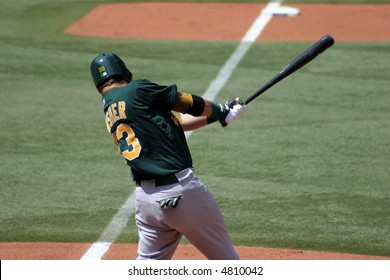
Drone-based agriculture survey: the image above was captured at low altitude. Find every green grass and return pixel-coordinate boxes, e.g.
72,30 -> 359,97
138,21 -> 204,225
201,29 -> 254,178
186,41 -> 390,255
0,0 -> 389,257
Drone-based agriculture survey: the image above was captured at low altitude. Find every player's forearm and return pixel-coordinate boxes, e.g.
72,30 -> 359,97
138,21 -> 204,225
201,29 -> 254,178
180,114 -> 206,131
180,114 -> 217,131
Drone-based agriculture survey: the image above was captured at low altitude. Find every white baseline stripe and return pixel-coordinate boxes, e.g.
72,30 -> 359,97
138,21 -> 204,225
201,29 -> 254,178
80,192 -> 136,260
202,6 -> 275,100
81,1 -> 280,260
186,0 -> 278,138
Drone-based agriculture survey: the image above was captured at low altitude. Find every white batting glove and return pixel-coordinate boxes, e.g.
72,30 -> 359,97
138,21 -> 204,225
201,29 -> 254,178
225,103 -> 247,125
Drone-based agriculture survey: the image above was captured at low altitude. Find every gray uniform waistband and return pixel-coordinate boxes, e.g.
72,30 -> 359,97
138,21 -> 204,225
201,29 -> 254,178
136,168 -> 193,187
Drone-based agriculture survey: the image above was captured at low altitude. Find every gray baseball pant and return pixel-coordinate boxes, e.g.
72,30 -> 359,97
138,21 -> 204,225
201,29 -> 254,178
135,168 -> 239,260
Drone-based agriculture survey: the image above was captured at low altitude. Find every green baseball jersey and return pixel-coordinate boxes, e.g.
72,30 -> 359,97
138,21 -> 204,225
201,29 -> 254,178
102,79 -> 193,181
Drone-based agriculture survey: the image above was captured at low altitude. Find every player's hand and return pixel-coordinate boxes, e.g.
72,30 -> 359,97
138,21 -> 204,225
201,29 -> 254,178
226,97 -> 245,108
218,97 -> 247,127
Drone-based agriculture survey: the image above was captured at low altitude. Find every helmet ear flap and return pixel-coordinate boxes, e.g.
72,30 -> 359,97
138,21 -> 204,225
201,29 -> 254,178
126,69 -> 133,83
90,53 -> 133,88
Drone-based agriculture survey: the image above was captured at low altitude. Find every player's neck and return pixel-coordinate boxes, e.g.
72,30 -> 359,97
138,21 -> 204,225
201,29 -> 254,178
101,82 -> 128,94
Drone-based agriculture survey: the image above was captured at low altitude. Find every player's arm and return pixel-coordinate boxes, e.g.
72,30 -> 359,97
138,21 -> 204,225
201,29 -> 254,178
179,114 -> 216,131
173,92 -> 246,127
173,92 -> 220,118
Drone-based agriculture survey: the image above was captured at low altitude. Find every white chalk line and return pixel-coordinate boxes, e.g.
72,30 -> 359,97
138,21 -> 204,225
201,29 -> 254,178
80,192 -> 136,260
185,1 -> 277,138
81,0 -> 280,260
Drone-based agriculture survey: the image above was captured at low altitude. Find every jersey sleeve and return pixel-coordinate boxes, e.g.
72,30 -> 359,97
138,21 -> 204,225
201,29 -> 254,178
170,111 -> 183,125
136,79 -> 178,110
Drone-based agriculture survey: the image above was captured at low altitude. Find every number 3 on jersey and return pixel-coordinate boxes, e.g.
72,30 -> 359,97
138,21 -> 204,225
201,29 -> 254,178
115,123 -> 142,161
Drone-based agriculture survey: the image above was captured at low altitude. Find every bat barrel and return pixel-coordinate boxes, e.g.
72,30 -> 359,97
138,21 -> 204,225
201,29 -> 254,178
316,34 -> 335,53
244,34 -> 335,105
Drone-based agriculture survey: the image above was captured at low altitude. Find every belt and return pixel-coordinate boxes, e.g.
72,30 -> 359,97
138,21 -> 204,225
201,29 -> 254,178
154,174 -> 179,186
135,174 -> 179,187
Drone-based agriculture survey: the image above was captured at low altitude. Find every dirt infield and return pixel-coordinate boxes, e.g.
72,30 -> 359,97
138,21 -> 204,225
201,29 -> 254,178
64,3 -> 390,42
1,242 -> 390,260
3,3 -> 388,260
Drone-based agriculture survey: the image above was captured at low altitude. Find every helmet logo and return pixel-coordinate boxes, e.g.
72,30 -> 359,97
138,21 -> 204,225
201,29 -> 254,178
98,66 -> 108,78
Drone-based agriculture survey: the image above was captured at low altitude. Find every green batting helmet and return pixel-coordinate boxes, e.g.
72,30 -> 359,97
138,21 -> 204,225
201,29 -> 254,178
90,53 -> 133,88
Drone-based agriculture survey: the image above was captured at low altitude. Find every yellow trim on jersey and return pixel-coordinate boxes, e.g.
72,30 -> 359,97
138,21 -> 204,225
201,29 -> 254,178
173,92 -> 193,114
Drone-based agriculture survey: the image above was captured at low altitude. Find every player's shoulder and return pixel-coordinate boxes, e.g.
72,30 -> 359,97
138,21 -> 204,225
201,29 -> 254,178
130,79 -> 178,106
127,79 -> 153,92
134,79 -> 158,87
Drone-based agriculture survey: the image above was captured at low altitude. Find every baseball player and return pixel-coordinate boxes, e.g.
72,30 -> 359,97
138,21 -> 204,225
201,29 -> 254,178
90,53 -> 246,260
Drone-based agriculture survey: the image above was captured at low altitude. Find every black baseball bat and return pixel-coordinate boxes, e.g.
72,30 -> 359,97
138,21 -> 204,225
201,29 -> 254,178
245,34 -> 335,105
